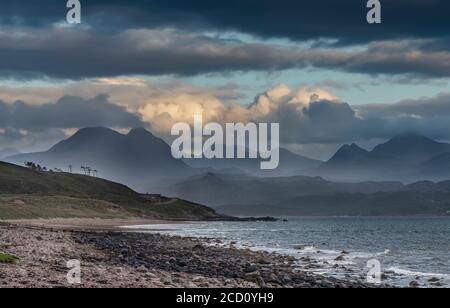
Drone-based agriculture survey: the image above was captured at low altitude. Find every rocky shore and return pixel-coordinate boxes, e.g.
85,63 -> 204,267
0,223 -> 375,288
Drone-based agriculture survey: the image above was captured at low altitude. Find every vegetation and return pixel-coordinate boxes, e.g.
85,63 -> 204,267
0,253 -> 19,264
0,162 -> 223,220
0,195 -> 134,220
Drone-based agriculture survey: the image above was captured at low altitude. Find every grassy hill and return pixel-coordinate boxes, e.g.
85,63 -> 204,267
0,162 -> 223,220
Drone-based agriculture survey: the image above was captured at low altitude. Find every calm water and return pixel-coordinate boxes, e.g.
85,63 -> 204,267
124,217 -> 450,288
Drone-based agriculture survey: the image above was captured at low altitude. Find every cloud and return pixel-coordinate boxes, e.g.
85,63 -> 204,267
135,83 -> 450,145
4,80 -> 450,156
0,128 -> 68,156
3,0 -> 450,45
354,93 -> 450,140
0,93 -> 145,154
1,26 -> 450,80
357,93 -> 450,118
0,78 -> 246,118
0,27 -> 310,79
136,83 -> 358,143
0,95 -> 144,130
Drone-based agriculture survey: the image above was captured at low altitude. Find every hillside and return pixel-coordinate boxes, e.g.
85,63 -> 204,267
0,162 -> 223,220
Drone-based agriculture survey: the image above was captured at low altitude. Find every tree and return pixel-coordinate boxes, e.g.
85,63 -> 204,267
24,161 -> 47,172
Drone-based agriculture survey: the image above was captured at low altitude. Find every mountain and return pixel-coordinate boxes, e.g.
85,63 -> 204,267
326,143 -> 369,165
216,191 -> 450,217
172,171 -> 450,217
169,172 -> 407,207
308,133 -> 450,182
418,152 -> 450,178
0,161 -> 224,220
184,147 -> 321,176
371,133 -> 450,163
4,127 -> 323,190
5,127 -> 191,188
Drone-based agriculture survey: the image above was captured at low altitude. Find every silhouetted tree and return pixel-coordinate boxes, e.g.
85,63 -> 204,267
25,161 -> 47,172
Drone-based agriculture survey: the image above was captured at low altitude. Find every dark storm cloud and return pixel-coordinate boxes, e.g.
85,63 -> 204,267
0,28 -> 310,79
279,99 -> 450,144
3,0 -> 450,45
356,93 -> 450,119
1,28 -> 450,79
255,89 -> 450,144
271,100 -> 362,144
0,95 -> 144,130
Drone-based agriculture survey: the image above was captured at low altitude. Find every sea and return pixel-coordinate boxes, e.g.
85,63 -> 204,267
122,217 -> 450,288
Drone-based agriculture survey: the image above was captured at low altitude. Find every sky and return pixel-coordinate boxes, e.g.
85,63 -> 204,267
1,0 -> 450,160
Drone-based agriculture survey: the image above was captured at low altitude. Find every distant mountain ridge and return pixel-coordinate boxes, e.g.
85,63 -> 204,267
171,171 -> 450,217
169,172 -> 408,207
185,146 -> 321,176
309,133 -> 450,182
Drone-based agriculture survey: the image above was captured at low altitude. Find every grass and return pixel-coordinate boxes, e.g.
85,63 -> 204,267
0,253 -> 19,264
151,199 -> 221,220
0,161 -> 223,220
0,195 -> 136,220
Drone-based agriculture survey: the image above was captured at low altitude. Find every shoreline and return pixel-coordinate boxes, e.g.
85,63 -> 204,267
0,219 -> 379,288
2,218 -> 186,231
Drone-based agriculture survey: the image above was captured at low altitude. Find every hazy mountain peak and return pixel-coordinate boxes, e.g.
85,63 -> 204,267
310,133 -> 450,182
388,132 -> 434,144
50,127 -> 122,152
127,127 -> 154,137
71,127 -> 121,139
202,172 -> 224,181
372,132 -> 450,162
329,143 -> 368,164
348,143 -> 365,150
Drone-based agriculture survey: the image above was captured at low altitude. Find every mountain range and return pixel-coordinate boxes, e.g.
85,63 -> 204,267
170,172 -> 450,217
4,127 -> 321,188
168,172 -> 407,207
184,146 -> 321,176
4,127 -> 450,216
308,133 -> 450,182
9,128 -> 449,186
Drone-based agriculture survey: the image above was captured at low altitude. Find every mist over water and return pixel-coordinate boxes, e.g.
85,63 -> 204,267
125,217 -> 450,288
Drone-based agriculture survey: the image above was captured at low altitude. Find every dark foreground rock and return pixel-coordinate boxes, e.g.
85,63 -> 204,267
0,223 -> 377,288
